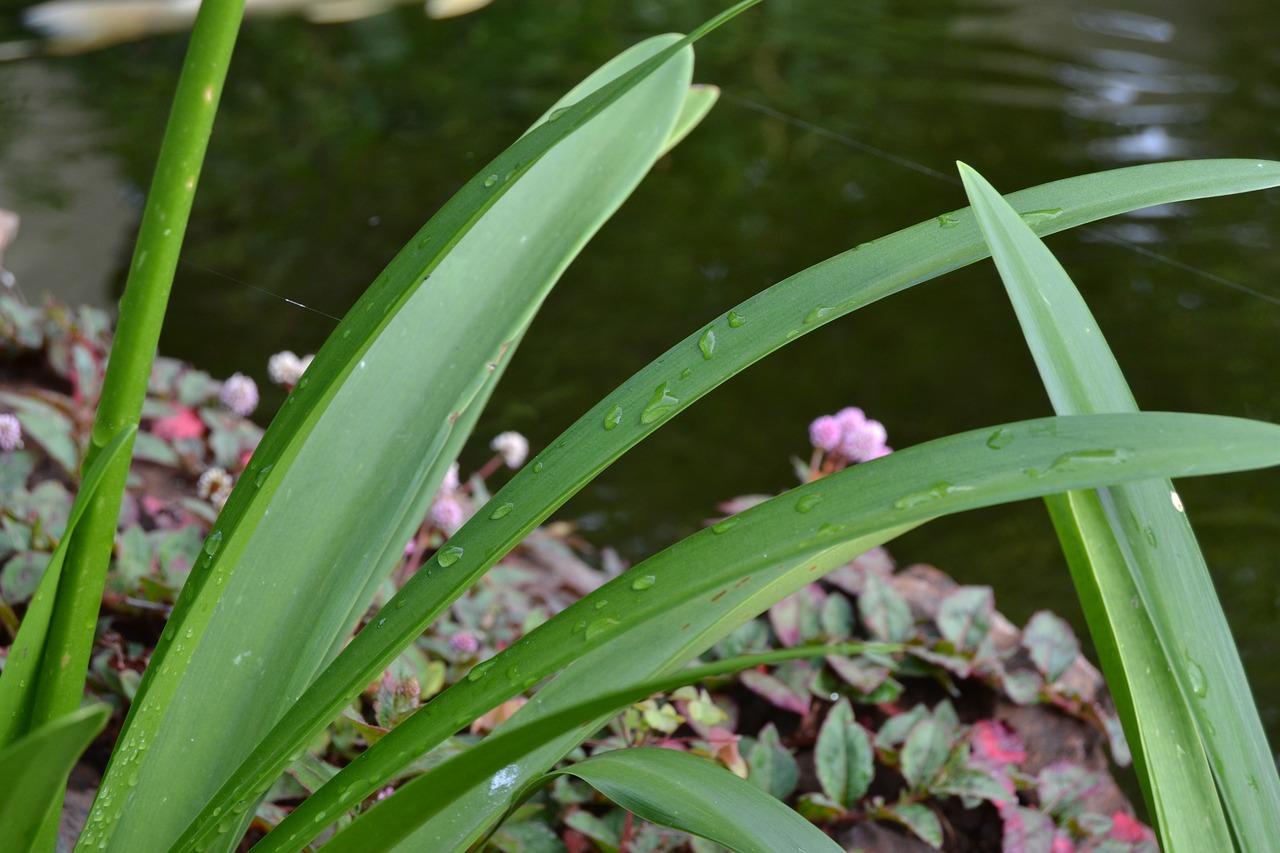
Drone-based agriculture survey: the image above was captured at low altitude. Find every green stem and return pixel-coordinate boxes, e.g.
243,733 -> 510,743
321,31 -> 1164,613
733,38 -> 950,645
32,0 -> 246,731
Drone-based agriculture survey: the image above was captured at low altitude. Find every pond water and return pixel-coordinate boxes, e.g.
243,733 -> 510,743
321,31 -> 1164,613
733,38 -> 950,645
1,0 -> 1278,753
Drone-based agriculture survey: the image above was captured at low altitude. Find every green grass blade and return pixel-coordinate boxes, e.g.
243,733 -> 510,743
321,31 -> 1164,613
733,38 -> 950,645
959,161 -> 1279,849
0,425 -> 135,749
102,21 -> 753,852
177,158 -> 1280,848
0,704 -> 110,853
258,411 -> 1280,851
554,748 -> 845,853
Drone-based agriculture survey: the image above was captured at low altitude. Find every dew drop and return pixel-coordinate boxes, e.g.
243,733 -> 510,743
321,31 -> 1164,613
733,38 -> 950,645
603,405 -> 623,430
893,481 -> 970,510
1050,448 -> 1128,471
1186,658 -> 1208,698
937,212 -> 960,228
680,367 -> 692,379
804,305 -> 835,325
795,494 -> 823,513
468,660 -> 495,682
533,461 -> 544,474
631,574 -> 657,591
548,106 -> 570,122
593,599 -> 608,610
698,327 -> 716,360
641,382 -> 679,424
572,619 -> 587,634
254,464 -> 274,487
203,530 -> 223,557
585,616 -> 621,641
711,517 -> 739,535
483,174 -> 499,188
727,310 -> 746,328
395,598 -> 406,609
489,502 -> 515,519
1019,207 -> 1064,226
438,545 -> 464,567
505,664 -> 521,680
986,428 -> 1014,450
1170,491 -> 1184,512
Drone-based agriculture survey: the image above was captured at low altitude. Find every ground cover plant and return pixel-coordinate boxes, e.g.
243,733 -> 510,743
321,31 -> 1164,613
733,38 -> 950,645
0,1 -> 1278,850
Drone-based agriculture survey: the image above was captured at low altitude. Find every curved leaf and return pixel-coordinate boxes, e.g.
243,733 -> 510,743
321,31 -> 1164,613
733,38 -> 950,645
183,160 -> 1280,849
553,748 -> 844,853
93,22 -> 719,853
960,161 -> 1278,848
0,704 -> 110,853
262,411 -> 1280,850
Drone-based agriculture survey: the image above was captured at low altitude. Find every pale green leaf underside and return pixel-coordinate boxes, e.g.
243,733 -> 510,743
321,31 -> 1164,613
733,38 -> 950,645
555,748 -> 845,853
182,158 -> 1280,851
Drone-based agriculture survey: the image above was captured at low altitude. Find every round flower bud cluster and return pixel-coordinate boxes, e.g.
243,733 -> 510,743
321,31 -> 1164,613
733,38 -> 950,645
429,462 -> 466,534
197,466 -> 234,510
219,373 -> 259,417
0,413 -> 23,451
267,351 -> 314,388
808,406 -> 892,466
489,431 -> 528,469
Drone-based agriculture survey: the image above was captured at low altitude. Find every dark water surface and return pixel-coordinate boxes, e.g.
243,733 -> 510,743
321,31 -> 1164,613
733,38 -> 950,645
2,0 -> 1278,748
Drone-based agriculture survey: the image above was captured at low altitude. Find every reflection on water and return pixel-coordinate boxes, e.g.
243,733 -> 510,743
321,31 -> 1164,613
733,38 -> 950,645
0,0 -> 1278,744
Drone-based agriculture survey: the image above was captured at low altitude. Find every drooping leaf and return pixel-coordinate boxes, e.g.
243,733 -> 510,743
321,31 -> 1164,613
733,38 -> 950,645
555,748 -> 843,853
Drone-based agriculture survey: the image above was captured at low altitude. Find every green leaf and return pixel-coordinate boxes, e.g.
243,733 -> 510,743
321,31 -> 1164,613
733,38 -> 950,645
100,24 -> 716,853
881,802 -> 943,848
554,748 -> 844,853
746,723 -> 800,801
900,715 -> 950,791
0,425 -> 136,750
859,572 -> 912,642
1022,611 -> 1079,683
936,586 -> 993,652
814,698 -> 873,807
959,161 -> 1279,849
0,704 -> 110,853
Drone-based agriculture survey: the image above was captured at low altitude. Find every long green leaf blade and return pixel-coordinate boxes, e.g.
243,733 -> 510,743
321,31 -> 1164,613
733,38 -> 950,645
185,159 -> 1280,847
0,704 -> 110,853
119,16 -> 758,852
260,411 -> 1280,850
555,748 -> 844,853
959,161 -> 1279,849
0,425 -> 135,748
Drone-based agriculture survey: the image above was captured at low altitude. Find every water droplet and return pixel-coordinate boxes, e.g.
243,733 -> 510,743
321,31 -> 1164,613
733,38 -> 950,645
483,174 -> 499,188
254,464 -> 274,487
698,328 -> 716,360
490,502 -> 515,519
468,660 -> 495,681
1170,491 -> 1184,512
572,619 -> 587,634
341,328 -> 351,339
727,310 -> 746,328
1019,207 -> 1064,226
937,212 -> 960,228
1143,526 -> 1157,547
548,106 -> 570,122
585,616 -> 621,641
1186,658 -> 1208,697
817,521 -> 848,537
893,481 -> 970,510
795,494 -> 823,513
533,461 -> 544,474
711,517 -> 739,535
395,598 -> 406,609
680,367 -> 692,379
505,664 -> 521,680
641,382 -> 679,424
1051,448 -> 1128,470
298,376 -> 309,390
603,405 -> 623,430
438,545 -> 464,567
631,574 -> 656,591
986,428 -> 1014,450
593,599 -> 608,610
203,530 -> 222,557
376,618 -> 386,627
804,305 -> 835,325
